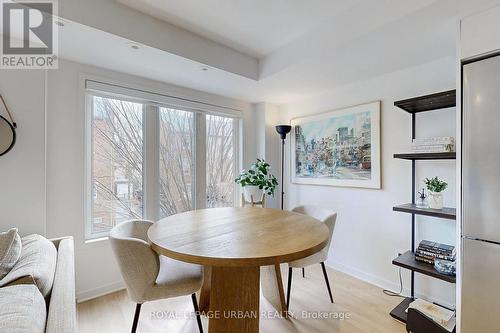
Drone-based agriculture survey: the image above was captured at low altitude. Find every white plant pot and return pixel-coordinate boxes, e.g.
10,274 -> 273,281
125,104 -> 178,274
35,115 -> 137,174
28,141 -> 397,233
243,185 -> 264,202
428,191 -> 444,210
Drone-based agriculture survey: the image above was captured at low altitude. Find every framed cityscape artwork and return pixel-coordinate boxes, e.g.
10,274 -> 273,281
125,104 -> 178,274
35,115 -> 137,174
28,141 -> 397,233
291,101 -> 381,189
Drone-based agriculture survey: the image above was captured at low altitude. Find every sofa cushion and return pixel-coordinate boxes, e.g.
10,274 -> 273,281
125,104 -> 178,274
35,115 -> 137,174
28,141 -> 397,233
0,234 -> 57,297
0,228 -> 22,279
0,284 -> 47,333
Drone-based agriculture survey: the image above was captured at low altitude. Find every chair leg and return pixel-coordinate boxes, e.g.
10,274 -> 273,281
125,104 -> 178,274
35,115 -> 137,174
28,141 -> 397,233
321,262 -> 334,303
131,303 -> 142,333
302,267 -> 305,278
191,293 -> 204,333
286,267 -> 293,309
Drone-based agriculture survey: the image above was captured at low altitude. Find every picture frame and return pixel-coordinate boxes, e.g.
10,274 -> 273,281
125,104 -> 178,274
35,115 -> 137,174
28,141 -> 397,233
290,101 -> 381,189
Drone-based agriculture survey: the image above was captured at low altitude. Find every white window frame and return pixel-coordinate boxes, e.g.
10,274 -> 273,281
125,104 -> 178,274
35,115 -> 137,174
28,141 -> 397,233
83,77 -> 242,241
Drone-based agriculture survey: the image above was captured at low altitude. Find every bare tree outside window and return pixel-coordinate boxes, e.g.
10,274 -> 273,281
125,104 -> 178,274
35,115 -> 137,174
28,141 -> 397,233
159,108 -> 194,218
92,96 -> 143,235
206,115 -> 235,208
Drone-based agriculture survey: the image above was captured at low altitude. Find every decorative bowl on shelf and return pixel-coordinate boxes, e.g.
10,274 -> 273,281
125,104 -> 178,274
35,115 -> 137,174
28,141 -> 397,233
434,259 -> 456,276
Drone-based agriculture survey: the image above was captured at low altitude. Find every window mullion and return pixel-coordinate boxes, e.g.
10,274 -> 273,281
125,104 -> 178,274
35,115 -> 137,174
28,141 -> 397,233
85,95 -> 94,240
144,105 -> 160,221
233,118 -> 241,207
195,113 -> 207,209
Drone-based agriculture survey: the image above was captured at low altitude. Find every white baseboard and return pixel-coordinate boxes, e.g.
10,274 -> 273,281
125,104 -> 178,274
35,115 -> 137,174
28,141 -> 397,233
326,259 -> 455,309
77,280 -> 125,303
327,258 -> 405,293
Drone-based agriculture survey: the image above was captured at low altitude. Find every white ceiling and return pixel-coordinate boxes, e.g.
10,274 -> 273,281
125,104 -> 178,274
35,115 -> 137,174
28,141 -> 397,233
115,0 -> 361,58
58,0 -> 500,104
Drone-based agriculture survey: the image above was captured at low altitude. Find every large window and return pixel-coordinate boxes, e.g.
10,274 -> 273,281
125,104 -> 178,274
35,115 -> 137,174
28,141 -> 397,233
86,90 -> 239,240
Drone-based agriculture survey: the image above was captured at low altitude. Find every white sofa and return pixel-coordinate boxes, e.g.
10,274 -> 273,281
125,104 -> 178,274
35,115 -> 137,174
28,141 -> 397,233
0,235 -> 76,333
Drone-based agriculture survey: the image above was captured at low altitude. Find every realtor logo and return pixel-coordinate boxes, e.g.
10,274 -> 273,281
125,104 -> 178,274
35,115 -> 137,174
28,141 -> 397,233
1,0 -> 58,69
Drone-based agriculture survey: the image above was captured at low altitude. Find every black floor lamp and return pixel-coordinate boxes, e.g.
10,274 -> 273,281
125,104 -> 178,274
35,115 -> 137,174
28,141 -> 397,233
275,125 -> 292,210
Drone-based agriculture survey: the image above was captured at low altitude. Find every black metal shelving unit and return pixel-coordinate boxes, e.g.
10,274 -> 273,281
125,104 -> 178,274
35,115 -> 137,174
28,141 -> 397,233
390,90 -> 457,324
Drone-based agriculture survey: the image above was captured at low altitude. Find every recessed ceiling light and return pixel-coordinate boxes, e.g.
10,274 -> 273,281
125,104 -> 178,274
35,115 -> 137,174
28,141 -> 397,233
127,42 -> 141,50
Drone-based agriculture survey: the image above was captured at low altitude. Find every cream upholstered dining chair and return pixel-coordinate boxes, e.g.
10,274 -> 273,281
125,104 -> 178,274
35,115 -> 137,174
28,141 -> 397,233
109,220 -> 204,333
287,205 -> 337,308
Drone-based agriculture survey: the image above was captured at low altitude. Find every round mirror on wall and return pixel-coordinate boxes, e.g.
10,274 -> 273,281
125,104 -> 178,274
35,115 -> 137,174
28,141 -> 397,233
0,95 -> 16,156
0,115 -> 16,156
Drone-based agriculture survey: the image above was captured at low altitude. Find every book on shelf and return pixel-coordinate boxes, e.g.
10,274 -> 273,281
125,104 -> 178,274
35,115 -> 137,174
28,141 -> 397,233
407,298 -> 456,332
415,255 -> 435,264
418,240 -> 455,255
417,246 -> 456,256
411,144 -> 455,153
415,254 -> 456,265
416,249 -> 456,261
412,137 -> 455,144
410,137 -> 455,153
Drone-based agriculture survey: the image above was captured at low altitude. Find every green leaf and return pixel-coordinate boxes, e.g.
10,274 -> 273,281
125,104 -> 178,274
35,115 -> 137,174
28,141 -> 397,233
424,176 -> 448,193
236,158 -> 278,193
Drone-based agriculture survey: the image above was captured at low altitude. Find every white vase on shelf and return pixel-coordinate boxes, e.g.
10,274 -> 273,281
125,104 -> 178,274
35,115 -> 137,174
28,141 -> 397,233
428,191 -> 444,209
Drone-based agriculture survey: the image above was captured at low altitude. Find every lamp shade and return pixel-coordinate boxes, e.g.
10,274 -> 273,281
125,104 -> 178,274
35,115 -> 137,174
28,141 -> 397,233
275,125 -> 292,140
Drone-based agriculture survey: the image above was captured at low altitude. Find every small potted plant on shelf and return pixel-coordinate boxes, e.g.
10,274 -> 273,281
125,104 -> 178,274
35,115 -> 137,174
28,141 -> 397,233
235,159 -> 278,202
424,176 -> 448,210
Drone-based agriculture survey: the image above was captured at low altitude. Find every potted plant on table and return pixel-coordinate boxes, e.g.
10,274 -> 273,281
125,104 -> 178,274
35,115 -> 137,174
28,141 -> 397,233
424,177 -> 448,210
235,159 -> 278,203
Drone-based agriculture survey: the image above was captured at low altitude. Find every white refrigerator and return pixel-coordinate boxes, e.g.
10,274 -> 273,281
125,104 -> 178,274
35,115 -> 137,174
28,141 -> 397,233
462,53 -> 500,332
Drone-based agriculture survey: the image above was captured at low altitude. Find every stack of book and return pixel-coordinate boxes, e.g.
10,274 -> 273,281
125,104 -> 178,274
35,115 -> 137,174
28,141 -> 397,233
415,240 -> 456,264
411,136 -> 455,153
407,298 -> 456,332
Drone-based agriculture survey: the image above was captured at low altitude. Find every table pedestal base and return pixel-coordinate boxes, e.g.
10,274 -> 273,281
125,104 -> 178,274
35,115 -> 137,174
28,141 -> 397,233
208,266 -> 260,333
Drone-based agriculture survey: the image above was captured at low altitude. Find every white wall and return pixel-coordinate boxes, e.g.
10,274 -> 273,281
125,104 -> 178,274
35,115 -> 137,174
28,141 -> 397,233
254,102 -> 282,208
279,56 -> 457,307
460,4 -> 500,60
0,70 -> 46,236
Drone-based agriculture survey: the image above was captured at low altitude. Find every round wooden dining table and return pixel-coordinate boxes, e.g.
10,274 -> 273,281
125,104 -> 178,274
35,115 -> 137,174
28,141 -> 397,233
147,207 -> 329,333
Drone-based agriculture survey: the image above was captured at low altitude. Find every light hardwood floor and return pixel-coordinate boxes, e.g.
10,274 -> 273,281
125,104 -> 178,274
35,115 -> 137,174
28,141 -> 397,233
77,265 -> 407,333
